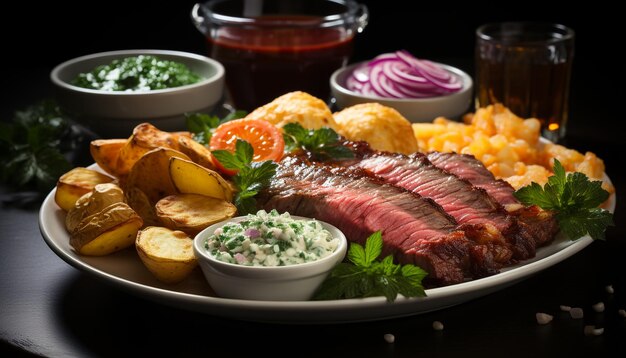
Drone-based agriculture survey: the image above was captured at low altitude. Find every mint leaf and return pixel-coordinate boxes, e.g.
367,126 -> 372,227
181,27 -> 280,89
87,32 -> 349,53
314,231 -> 428,302
364,231 -> 383,266
235,139 -> 254,166
347,240 -> 366,267
212,140 -> 277,215
185,110 -> 247,145
282,122 -> 354,161
514,159 -> 613,241
210,149 -> 243,170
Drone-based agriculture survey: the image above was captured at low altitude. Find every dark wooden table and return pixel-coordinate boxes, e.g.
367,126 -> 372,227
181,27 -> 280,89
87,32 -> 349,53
2,4 -> 624,357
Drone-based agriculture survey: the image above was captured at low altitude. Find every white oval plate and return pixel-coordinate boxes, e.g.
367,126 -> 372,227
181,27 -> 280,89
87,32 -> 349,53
39,165 -> 615,323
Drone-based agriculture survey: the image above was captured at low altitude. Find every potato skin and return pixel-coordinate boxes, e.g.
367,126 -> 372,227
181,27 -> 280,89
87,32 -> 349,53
333,103 -> 419,154
65,183 -> 125,232
123,147 -> 190,206
69,202 -> 143,256
55,167 -> 114,211
245,91 -> 338,130
156,193 -> 237,236
90,139 -> 126,177
136,226 -> 197,284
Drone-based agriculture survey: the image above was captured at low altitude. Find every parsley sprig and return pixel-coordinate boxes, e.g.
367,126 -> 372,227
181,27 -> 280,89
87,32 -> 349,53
514,159 -> 614,240
211,139 -> 277,214
185,110 -> 246,145
314,231 -> 428,302
282,123 -> 354,161
0,100 -> 79,194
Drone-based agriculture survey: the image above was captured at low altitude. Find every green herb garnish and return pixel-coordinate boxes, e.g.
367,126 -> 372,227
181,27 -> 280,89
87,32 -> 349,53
185,110 -> 247,145
211,139 -> 277,214
513,159 -> 614,240
314,231 -> 428,302
72,55 -> 202,91
282,122 -> 354,161
0,100 -> 78,194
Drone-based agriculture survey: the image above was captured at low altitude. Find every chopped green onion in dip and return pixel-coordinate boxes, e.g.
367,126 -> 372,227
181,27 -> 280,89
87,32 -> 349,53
72,55 -> 202,92
205,210 -> 338,267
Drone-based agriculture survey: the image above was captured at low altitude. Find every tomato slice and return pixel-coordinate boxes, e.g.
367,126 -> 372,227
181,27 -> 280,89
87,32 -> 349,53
209,119 -> 285,176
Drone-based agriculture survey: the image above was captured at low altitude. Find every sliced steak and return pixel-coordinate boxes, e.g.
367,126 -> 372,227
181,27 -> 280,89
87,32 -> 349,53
426,152 -> 520,208
352,152 -> 534,260
426,151 -> 558,247
257,157 -> 501,286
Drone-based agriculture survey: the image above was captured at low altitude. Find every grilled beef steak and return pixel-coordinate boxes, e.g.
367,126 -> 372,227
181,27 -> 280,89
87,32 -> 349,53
257,142 -> 558,287
426,151 -> 558,247
257,157 -> 503,286
350,150 -> 536,260
426,152 -> 520,208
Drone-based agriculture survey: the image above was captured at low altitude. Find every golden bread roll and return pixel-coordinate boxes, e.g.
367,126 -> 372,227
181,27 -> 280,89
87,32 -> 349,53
333,103 -> 418,154
245,91 -> 337,130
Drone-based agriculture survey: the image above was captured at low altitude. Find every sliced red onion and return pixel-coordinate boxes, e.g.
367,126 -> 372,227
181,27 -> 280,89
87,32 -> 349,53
345,50 -> 463,99
245,228 -> 261,238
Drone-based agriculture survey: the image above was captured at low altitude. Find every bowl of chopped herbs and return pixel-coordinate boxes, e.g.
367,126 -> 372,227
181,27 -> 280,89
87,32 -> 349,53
50,49 -> 225,137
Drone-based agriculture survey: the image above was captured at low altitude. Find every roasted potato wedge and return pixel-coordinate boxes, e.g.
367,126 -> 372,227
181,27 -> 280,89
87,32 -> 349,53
115,123 -> 189,176
177,135 -> 217,171
156,194 -> 237,235
55,167 -> 114,211
136,226 -> 197,284
90,139 -> 126,177
65,183 -> 125,232
124,147 -> 190,205
169,157 -> 233,201
69,202 -> 143,256
125,186 -> 161,227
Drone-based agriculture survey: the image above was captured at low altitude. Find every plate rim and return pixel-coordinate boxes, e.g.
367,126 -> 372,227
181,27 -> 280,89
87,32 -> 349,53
39,165 -> 615,323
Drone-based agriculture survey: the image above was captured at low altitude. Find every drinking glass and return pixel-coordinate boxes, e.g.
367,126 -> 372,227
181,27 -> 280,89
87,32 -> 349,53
475,22 -> 575,142
192,0 -> 369,111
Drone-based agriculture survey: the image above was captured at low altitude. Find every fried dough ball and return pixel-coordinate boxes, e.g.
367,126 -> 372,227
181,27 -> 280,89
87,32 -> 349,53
244,91 -> 337,130
333,103 -> 418,154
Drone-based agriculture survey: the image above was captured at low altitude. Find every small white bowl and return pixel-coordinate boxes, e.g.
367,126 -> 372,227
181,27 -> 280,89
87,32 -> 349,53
330,61 -> 473,122
193,215 -> 348,301
51,49 -> 225,137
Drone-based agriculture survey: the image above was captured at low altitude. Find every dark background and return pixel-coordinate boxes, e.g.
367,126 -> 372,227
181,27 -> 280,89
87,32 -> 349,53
2,2 -> 625,357
4,2 -> 622,151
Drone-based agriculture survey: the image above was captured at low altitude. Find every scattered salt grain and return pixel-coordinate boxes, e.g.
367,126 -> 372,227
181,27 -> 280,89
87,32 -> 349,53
584,325 -> 604,336
570,307 -> 584,319
560,305 -> 572,312
432,321 -> 444,331
383,333 -> 395,343
605,285 -> 614,294
536,313 -> 553,325
618,309 -> 626,318
592,302 -> 605,313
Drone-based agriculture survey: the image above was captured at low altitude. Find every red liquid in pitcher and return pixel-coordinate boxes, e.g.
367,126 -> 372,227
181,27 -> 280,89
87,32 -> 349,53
207,16 -> 354,111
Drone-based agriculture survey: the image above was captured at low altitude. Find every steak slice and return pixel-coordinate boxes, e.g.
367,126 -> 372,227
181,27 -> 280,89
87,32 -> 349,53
257,157 -> 501,286
353,152 -> 534,261
426,152 -> 520,209
426,151 -> 558,247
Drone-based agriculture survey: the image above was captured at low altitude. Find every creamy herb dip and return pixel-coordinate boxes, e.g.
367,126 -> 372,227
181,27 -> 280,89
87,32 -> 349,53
72,55 -> 202,91
205,210 -> 338,267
